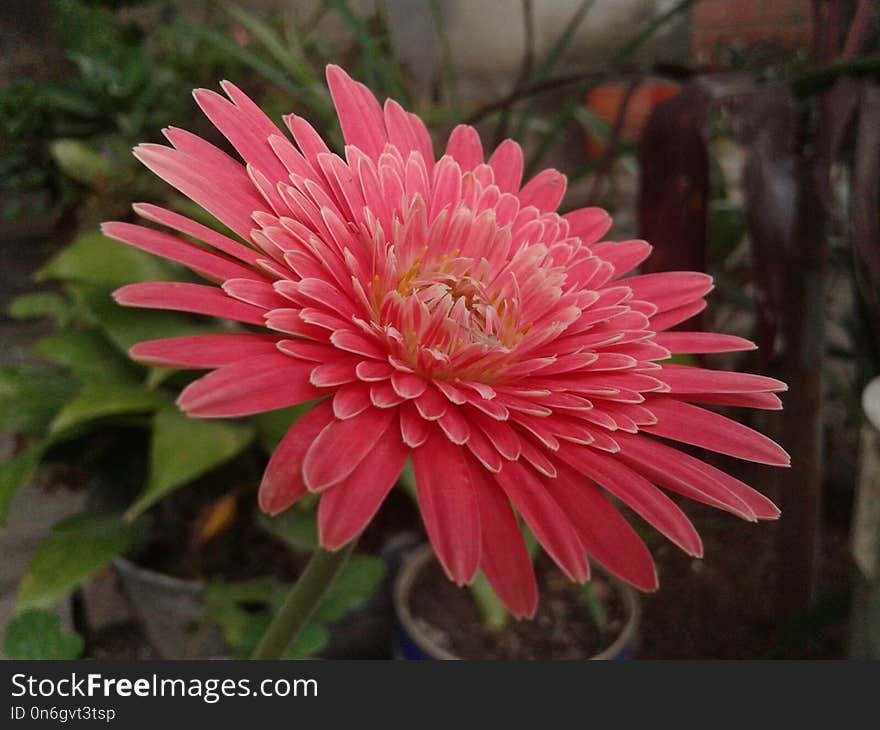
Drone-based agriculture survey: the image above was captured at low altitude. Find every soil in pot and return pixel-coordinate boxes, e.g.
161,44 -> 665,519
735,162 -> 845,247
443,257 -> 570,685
408,554 -> 630,659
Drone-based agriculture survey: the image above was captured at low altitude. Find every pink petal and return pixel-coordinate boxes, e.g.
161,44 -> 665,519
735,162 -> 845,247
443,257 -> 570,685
437,406 -> 470,444
332,383 -> 372,419
657,365 -> 787,394
429,157 -> 463,221
470,460 -> 537,618
518,437 -> 558,478
653,331 -> 757,354
556,443 -> 703,556
370,381 -> 406,408
546,461 -> 658,591
383,99 -> 435,171
310,359 -> 359,387
258,401 -> 335,515
399,401 -> 430,447
222,279 -> 290,310
276,339 -> 334,362
356,359 -> 393,381
318,429 -> 409,549
642,399 -> 791,466
285,114 -> 331,165
487,139 -> 524,193
464,427 -> 504,473
414,386 -> 448,420
648,298 -> 707,331
563,207 -> 611,244
113,282 -> 266,326
591,239 -> 652,277
445,125 -> 483,171
303,407 -> 395,491
133,143 -> 264,240
390,371 -> 427,399
133,203 -> 262,267
615,432 -> 781,520
625,272 -> 713,312
471,411 -> 520,460
518,169 -> 566,213
130,334 -> 280,369
194,85 -> 287,183
177,353 -> 319,418
494,460 -> 588,582
413,429 -> 481,584
672,392 -> 783,410
330,329 -> 386,359
326,65 -> 387,160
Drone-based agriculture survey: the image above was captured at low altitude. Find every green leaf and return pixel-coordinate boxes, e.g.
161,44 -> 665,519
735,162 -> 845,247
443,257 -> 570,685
0,368 -> 78,436
7,292 -> 70,325
216,0 -> 323,94
50,139 -> 111,186
470,572 -> 510,632
398,458 -> 417,502
313,554 -> 385,623
35,329 -> 138,382
204,577 -> 279,655
0,442 -> 46,526
709,199 -> 747,262
50,381 -> 170,435
252,402 -> 315,452
284,621 -> 329,659
17,512 -> 139,610
126,408 -> 255,519
3,609 -> 84,659
144,367 -> 175,390
72,284 -> 228,354
580,583 -> 610,636
37,233 -> 177,288
259,506 -> 318,552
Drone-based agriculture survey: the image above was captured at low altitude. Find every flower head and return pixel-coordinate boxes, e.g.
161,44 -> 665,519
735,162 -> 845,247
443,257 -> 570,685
106,66 -> 788,618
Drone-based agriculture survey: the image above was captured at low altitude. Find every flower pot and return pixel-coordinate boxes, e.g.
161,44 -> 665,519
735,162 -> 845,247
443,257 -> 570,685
113,557 -> 226,660
393,544 -> 640,660
114,551 -> 399,660
850,376 -> 880,658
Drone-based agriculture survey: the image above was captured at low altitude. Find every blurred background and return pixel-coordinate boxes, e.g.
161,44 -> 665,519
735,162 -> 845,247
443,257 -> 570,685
1,0 -> 879,660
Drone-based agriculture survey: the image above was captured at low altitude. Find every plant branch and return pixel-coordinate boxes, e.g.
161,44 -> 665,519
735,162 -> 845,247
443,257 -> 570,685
251,541 -> 356,660
793,54 -> 880,97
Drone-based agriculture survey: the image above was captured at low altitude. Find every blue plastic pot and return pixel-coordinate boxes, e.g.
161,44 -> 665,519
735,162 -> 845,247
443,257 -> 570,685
392,543 -> 640,660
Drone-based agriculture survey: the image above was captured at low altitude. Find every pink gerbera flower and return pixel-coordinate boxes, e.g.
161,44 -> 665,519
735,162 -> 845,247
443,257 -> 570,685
105,66 -> 789,618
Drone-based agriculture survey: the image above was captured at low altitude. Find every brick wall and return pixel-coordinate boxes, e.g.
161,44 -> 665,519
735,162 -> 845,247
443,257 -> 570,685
693,0 -> 811,61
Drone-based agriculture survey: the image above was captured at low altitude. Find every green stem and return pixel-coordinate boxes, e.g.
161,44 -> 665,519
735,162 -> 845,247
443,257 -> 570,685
251,542 -> 356,660
792,53 -> 880,98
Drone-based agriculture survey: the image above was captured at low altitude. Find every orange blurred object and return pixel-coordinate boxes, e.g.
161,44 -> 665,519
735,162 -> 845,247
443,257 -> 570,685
584,80 -> 681,160
192,492 -> 239,547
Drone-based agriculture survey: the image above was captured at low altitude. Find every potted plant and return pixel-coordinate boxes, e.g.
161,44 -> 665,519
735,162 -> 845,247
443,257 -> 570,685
0,227 -> 392,659
393,542 -> 640,660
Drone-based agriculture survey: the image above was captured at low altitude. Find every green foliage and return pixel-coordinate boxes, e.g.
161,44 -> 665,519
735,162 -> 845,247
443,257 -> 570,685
7,292 -> 71,325
17,512 -> 139,610
3,609 -> 84,660
260,505 -> 319,552
50,381 -> 170,435
205,554 -> 385,659
126,408 -> 255,520
35,329 -> 138,382
50,139 -> 112,186
0,368 -> 78,436
37,233 -> 178,288
72,284 -> 226,355
0,444 -> 47,526
252,403 -> 315,452
469,529 -> 538,632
